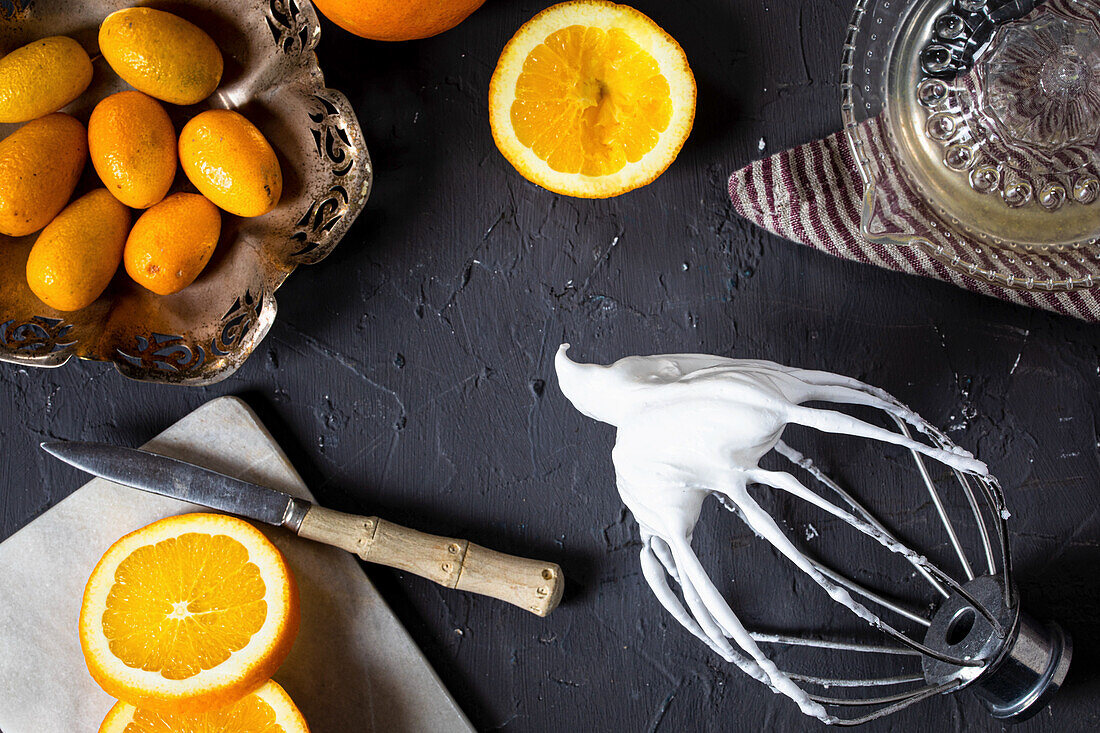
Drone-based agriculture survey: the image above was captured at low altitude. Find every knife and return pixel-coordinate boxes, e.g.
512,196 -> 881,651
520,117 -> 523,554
41,440 -> 564,617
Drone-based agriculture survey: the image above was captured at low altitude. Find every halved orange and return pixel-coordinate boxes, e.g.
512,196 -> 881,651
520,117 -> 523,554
80,513 -> 300,714
98,679 -> 310,733
489,1 -> 696,198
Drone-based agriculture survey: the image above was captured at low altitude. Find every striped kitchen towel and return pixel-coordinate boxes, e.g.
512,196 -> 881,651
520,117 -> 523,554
728,117 -> 1100,322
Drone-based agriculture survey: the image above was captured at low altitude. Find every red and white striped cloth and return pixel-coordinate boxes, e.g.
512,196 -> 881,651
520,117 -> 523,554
728,118 -> 1100,322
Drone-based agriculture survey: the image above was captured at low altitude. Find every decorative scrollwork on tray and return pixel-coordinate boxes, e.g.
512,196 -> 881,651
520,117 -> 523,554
213,291 -> 260,356
291,185 -> 349,258
309,93 -> 356,177
117,291 -> 261,375
266,0 -> 317,57
0,316 -> 76,357
288,92 -> 361,260
118,333 -> 206,374
0,0 -> 31,21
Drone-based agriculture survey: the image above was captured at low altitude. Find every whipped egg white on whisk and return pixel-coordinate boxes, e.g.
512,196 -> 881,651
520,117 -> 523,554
555,345 -> 993,723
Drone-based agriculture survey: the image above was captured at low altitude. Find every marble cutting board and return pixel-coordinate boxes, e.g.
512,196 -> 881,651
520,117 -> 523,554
0,396 -> 474,733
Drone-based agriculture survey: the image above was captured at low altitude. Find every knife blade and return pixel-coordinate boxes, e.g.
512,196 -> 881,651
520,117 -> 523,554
41,440 -> 564,617
41,441 -> 311,530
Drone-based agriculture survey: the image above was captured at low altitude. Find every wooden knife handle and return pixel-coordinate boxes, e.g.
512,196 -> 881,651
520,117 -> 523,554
297,505 -> 564,617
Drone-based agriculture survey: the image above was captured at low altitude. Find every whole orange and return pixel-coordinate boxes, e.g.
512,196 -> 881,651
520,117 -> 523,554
89,91 -> 177,209
26,189 -> 130,312
99,8 -> 223,106
125,193 -> 221,295
0,113 -> 86,237
179,110 -> 282,218
312,0 -> 487,41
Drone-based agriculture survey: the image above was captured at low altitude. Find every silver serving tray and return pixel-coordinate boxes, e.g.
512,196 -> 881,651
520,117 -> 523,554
0,0 -> 371,384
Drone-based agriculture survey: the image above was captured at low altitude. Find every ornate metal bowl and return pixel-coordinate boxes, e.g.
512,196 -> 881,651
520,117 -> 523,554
0,0 -> 371,384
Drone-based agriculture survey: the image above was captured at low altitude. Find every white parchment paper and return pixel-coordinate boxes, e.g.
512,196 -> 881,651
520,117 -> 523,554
0,396 -> 474,733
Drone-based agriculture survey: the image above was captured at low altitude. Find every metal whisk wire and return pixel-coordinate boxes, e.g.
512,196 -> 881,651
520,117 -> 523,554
554,347 -> 1069,726
742,414 -> 1030,725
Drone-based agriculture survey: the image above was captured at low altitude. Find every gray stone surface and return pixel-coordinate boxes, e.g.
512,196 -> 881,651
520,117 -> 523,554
2,1 -> 1099,731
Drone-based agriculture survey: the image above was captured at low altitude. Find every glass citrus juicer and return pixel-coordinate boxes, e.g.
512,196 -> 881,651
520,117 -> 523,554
843,0 -> 1100,289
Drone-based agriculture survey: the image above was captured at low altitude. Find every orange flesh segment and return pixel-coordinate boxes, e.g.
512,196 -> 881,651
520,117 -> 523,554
102,532 -> 268,681
511,24 -> 673,176
123,695 -> 286,733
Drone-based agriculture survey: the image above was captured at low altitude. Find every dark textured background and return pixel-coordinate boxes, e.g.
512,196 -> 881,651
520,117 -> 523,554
3,0 -> 1100,730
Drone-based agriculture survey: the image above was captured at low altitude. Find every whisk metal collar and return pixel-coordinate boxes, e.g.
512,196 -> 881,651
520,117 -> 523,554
922,575 -> 1073,723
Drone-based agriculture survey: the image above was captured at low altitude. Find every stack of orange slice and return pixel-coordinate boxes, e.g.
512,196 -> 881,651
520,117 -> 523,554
99,680 -> 309,733
80,513 -> 308,732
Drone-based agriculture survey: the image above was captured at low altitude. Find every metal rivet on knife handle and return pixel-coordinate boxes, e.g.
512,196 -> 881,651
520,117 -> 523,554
296,505 -> 564,617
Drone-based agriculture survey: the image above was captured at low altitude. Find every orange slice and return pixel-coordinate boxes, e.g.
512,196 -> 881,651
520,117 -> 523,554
489,1 -> 695,198
80,513 -> 299,714
98,679 -> 310,733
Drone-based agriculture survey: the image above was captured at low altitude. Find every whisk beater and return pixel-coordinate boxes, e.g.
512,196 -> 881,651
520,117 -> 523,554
555,346 -> 1071,725
756,438 -> 1070,725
